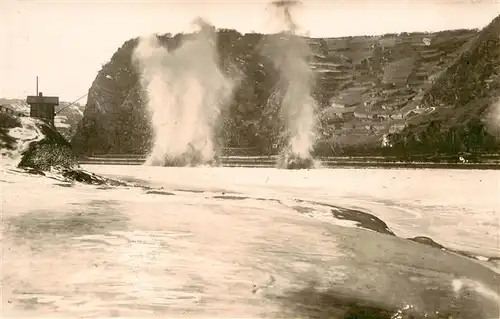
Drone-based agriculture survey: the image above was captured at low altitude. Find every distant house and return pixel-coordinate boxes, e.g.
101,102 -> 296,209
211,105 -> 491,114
323,105 -> 356,119
363,125 -> 379,133
354,112 -> 371,119
405,110 -> 419,119
381,134 -> 392,147
27,93 -> 59,126
329,101 -> 346,108
389,123 -> 406,133
404,108 -> 427,119
342,111 -> 355,120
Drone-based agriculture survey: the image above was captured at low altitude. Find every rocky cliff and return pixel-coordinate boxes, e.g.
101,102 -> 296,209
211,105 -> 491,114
71,27 -> 479,155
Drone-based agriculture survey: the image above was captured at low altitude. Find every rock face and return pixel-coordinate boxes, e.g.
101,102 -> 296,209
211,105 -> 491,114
71,28 -> 480,156
71,37 -> 150,156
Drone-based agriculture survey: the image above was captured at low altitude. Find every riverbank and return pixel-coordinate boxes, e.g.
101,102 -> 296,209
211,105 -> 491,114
78,154 -> 500,170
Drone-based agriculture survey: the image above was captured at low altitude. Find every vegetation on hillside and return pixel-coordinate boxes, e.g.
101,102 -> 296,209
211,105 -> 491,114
383,118 -> 499,161
70,23 -> 498,157
0,113 -> 22,152
385,15 -> 500,158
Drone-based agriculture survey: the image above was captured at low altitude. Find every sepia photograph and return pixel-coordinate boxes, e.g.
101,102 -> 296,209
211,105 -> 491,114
1,0 -> 499,318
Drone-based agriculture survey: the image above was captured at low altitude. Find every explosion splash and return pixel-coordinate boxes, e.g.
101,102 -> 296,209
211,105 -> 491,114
263,0 -> 318,169
133,19 -> 234,167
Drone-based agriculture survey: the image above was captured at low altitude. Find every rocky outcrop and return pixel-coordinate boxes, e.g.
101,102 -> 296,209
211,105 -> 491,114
17,121 -> 79,171
0,113 -> 123,186
71,38 -> 150,155
71,28 -> 479,155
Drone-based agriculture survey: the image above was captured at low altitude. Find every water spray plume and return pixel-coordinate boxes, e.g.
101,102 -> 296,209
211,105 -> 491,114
133,18 -> 235,167
270,0 -> 302,33
486,97 -> 500,140
265,0 -> 319,169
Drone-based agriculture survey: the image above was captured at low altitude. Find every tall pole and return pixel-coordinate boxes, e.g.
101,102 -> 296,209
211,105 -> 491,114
36,76 -> 39,95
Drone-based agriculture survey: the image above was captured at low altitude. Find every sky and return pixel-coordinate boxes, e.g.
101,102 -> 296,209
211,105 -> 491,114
1,0 -> 499,104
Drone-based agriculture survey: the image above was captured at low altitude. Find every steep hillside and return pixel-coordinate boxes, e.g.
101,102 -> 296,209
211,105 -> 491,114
385,15 -> 500,157
71,28 -> 479,155
0,98 -> 85,141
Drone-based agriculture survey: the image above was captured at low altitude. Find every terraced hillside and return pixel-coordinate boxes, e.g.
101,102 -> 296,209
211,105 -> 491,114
312,30 -> 477,147
71,28 -> 479,155
384,15 -> 500,158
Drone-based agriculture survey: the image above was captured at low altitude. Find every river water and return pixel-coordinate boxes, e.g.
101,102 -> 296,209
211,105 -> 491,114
1,165 -> 499,318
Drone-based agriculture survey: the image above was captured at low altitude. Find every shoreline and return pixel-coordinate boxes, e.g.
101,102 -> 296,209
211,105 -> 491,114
78,155 -> 500,170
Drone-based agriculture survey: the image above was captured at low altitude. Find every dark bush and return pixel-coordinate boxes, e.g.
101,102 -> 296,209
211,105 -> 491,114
18,121 -> 78,171
18,142 -> 79,171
